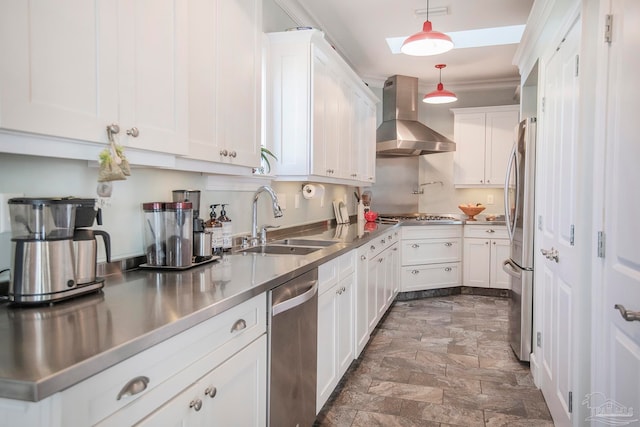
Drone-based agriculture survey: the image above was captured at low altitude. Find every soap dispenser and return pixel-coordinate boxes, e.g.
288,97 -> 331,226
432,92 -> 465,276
218,204 -> 233,251
205,204 -> 223,253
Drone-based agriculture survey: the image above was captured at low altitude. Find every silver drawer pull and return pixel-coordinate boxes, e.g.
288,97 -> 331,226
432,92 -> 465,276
219,149 -> 228,157
230,318 -> 247,333
411,270 -> 419,275
392,247 -> 398,251
614,304 -> 640,322
378,258 -> 383,263
190,399 -> 203,411
486,229 -> 495,233
360,255 -> 367,260
117,376 -> 150,400
445,267 -> 452,272
370,245 -> 376,251
126,127 -> 139,137
381,239 -> 386,244
444,242 -> 453,247
205,387 -> 217,398
411,244 -> 419,248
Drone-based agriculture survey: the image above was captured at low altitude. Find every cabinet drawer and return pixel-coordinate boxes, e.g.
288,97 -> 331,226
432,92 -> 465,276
401,263 -> 461,291
401,238 -> 461,266
60,293 -> 267,427
338,250 -> 356,278
319,257 -> 339,294
464,225 -> 508,239
401,225 -> 462,240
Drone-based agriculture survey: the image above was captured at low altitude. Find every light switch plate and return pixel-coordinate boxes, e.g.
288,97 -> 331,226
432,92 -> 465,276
487,194 -> 494,205
0,193 -> 23,233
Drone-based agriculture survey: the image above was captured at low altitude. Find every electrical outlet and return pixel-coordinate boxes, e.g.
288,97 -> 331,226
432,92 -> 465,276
0,193 -> 23,233
277,193 -> 286,210
487,194 -> 494,205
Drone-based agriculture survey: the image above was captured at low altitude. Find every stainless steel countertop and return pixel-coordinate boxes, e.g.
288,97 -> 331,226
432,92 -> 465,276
0,221 -> 396,402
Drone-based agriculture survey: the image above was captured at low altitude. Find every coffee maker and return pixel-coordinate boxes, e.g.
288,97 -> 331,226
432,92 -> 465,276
8,197 -> 111,304
172,190 -> 212,262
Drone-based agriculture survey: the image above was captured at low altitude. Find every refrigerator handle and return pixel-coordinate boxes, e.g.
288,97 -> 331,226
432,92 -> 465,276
502,259 -> 522,279
504,141 -> 518,242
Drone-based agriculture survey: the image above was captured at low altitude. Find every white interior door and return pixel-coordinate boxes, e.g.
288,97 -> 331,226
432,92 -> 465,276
592,0 -> 640,422
535,18 -> 581,427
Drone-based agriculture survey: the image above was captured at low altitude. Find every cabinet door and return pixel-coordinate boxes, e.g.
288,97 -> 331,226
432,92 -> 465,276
189,0 -> 260,165
136,336 -> 266,427
337,274 -> 354,378
316,284 -> 338,412
453,113 -> 486,185
214,0 -> 261,167
490,239 -> 511,289
401,263 -> 460,292
0,0 -> 118,143
388,243 -> 400,300
463,239 -> 490,287
118,0 -> 188,155
311,49 -> 330,176
374,252 -> 387,323
366,257 -> 379,334
484,110 -> 519,185
336,79 -> 353,180
355,246 -> 369,356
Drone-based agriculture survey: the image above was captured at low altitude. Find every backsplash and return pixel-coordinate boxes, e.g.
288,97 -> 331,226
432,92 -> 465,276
0,153 -> 356,275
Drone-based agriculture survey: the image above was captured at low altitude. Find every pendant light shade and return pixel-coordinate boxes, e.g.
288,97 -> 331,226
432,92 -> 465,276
423,64 -> 457,104
400,0 -> 453,56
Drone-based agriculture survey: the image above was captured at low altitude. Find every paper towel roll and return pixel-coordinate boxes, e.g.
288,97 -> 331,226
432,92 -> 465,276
302,184 -> 324,199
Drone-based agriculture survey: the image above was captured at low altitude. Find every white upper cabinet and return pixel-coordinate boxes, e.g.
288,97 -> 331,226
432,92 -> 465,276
452,106 -> 519,187
188,0 -> 261,168
267,29 -> 378,185
0,0 -> 189,155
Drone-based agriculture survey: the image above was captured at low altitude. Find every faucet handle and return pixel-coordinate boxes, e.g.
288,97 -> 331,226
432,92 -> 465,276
260,225 -> 280,244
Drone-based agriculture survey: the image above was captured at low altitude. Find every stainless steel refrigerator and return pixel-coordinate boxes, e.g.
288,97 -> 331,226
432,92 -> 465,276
503,117 -> 536,362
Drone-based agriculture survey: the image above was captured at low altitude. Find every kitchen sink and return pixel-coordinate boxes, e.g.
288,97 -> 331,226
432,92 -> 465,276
271,239 -> 337,247
239,245 -> 322,255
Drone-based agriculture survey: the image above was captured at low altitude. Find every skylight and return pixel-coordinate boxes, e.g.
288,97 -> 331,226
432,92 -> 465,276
386,24 -> 526,54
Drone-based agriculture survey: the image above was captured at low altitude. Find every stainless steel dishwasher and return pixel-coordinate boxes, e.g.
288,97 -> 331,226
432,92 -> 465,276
268,268 -> 318,427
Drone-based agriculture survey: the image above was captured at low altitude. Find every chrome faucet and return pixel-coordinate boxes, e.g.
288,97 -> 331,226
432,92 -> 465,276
251,186 -> 283,245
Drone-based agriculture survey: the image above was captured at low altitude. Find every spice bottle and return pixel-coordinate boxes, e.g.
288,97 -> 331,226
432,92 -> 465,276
218,204 -> 233,251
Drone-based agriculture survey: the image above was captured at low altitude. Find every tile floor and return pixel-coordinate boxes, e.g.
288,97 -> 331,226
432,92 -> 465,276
315,294 -> 553,427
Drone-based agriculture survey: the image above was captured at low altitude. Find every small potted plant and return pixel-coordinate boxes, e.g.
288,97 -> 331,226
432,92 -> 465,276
254,147 -> 277,175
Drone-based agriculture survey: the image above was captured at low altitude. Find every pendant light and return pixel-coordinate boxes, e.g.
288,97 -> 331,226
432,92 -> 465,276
400,0 -> 454,56
423,64 -> 457,104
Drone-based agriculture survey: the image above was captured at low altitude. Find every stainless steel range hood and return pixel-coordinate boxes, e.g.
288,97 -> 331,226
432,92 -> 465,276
376,75 -> 456,157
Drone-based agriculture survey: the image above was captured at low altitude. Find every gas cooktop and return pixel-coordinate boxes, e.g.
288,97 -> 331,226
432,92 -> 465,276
377,213 -> 463,224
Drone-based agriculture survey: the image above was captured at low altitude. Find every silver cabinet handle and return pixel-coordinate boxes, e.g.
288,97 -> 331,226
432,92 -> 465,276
370,245 -> 376,251
126,127 -> 139,137
485,241 -> 489,245
388,235 -> 392,240
378,258 -> 383,263
540,247 -> 559,262
204,387 -> 217,398
230,318 -> 247,333
360,255 -> 366,260
411,244 -> 419,248
444,267 -> 452,272
493,241 -> 496,245
614,304 -> 640,322
444,242 -> 453,247
220,149 -> 228,157
229,151 -> 237,158
117,376 -> 150,400
411,270 -> 419,274
486,229 -> 495,233
190,399 -> 203,411
392,247 -> 398,251
380,239 -> 386,244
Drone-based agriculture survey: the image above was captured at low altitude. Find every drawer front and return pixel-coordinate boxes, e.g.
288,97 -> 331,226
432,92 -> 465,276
60,293 -> 267,427
319,257 -> 339,294
464,225 -> 508,239
338,250 -> 356,278
401,225 -> 462,240
401,238 -> 461,266
401,263 -> 461,291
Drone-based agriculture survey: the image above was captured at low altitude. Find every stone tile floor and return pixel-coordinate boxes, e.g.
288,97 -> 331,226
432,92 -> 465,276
315,294 -> 554,427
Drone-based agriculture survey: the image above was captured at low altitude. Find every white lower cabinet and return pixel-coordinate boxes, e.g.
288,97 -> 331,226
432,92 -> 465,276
400,225 -> 462,292
132,335 -> 266,427
463,225 -> 510,289
0,294 -> 268,427
317,251 -> 355,413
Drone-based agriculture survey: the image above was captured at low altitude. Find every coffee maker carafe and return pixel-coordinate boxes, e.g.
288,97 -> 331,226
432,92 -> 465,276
71,198 -> 111,286
172,190 -> 212,262
8,197 -> 110,304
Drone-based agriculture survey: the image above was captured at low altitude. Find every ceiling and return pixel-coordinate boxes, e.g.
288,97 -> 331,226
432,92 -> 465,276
274,0 -> 534,91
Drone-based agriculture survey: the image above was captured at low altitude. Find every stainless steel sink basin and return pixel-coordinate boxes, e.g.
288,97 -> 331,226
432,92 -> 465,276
240,245 -> 321,255
271,239 -> 337,247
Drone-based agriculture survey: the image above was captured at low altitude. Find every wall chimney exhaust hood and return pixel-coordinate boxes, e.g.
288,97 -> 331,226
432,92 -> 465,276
376,75 -> 456,157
